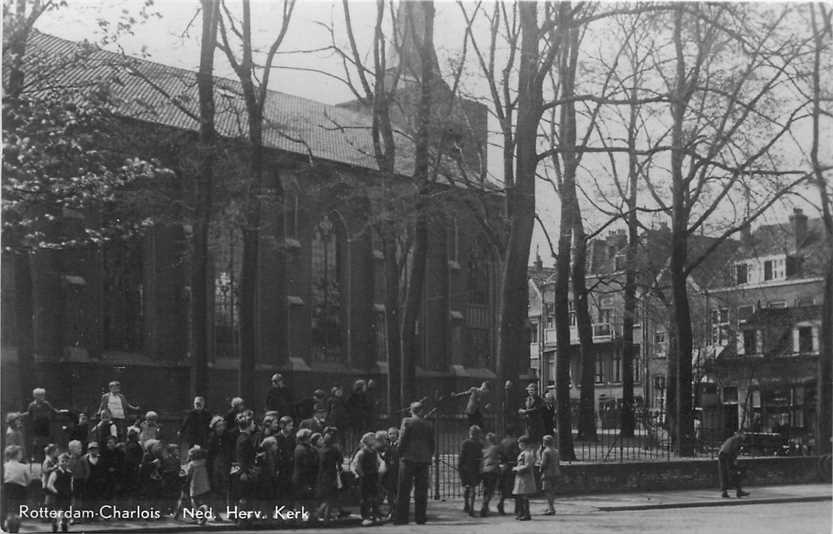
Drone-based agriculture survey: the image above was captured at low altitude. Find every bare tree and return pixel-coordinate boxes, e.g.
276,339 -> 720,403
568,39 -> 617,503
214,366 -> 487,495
215,0 -> 296,396
191,0 -> 220,398
807,3 -> 832,455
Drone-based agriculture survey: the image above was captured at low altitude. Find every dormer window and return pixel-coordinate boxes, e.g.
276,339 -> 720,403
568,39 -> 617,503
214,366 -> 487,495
763,257 -> 785,281
614,254 -> 626,272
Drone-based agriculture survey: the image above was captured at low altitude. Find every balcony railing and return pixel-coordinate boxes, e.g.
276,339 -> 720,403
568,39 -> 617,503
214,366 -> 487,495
542,323 -> 619,345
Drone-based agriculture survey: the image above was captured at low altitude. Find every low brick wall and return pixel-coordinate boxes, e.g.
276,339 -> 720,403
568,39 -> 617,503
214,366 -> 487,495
555,456 -> 823,495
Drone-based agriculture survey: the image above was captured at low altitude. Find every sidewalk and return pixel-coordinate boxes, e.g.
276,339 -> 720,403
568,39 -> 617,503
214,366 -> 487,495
8,484 -> 831,532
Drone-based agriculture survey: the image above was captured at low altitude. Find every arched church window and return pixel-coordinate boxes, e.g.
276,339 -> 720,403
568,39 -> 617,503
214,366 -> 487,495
311,214 -> 343,361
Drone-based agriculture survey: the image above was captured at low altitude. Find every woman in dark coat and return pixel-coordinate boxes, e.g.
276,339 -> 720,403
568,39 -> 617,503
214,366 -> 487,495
292,429 -> 319,503
314,431 -> 343,521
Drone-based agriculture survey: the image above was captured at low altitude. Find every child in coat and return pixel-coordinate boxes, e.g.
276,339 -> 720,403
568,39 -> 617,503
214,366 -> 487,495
139,412 -> 161,446
480,432 -> 500,516
538,435 -> 560,515
512,435 -> 536,521
181,446 -> 211,523
314,430 -> 343,522
458,425 -> 483,516
67,441 -> 89,516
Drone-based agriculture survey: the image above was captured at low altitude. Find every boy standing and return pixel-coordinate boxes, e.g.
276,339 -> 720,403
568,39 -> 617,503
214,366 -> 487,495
458,425 -> 483,516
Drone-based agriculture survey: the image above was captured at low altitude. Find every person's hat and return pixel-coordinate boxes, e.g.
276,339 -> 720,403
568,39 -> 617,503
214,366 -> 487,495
526,382 -> 537,390
271,373 -> 283,383
313,389 -> 326,398
87,441 -> 100,449
313,403 -> 327,413
188,445 -> 203,457
209,415 -> 224,428
410,401 -> 424,413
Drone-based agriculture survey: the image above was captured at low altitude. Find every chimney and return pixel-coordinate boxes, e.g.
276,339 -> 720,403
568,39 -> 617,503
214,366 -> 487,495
589,239 -> 607,274
740,222 -> 752,244
789,208 -> 808,250
534,245 -> 543,272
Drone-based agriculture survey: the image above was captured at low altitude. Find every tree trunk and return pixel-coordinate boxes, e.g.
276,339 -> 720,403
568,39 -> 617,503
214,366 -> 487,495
383,237 -> 402,419
399,0 -> 435,407
191,0 -> 219,399
810,2 -> 832,457
620,181 -> 639,438
13,252 -> 35,404
497,1 -> 541,439
573,216 -> 597,441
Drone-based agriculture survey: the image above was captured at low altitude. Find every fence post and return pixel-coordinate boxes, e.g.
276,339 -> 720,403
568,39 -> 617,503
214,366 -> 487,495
433,411 -> 440,500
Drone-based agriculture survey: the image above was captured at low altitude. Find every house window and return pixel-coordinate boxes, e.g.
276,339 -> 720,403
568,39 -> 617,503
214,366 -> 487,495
596,357 -> 604,383
768,300 -> 787,309
654,331 -> 666,344
743,329 -> 757,355
634,355 -> 640,382
796,296 -> 815,307
735,263 -> 748,285
798,327 -> 813,353
763,260 -> 773,281
598,308 -> 612,324
737,305 -> 754,323
654,375 -> 666,390
613,354 -> 621,382
310,215 -> 343,361
568,301 -> 576,326
614,254 -> 626,271
711,308 -> 730,345
465,327 -> 490,367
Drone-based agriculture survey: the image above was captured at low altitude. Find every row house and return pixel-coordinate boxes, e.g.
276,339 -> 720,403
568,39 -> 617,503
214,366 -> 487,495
528,226 -> 734,428
0,31 -> 503,414
703,208 -> 827,439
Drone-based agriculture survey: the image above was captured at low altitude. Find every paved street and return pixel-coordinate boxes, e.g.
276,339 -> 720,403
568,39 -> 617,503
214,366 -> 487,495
10,484 -> 831,533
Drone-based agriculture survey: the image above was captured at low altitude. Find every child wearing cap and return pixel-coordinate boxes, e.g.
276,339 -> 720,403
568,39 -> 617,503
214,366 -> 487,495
511,435 -> 536,521
538,435 -> 560,515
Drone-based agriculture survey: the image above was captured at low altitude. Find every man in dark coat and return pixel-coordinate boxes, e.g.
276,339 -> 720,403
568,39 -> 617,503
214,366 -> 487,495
179,396 -> 212,449
266,374 -> 294,419
718,431 -> 749,498
518,382 -> 545,444
274,416 -> 296,500
347,380 -> 369,433
299,405 -> 327,434
542,391 -> 556,436
235,413 -> 259,509
395,401 -> 435,525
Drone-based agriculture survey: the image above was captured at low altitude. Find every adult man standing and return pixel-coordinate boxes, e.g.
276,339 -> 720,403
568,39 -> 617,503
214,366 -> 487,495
179,396 -> 212,449
265,374 -> 293,419
718,431 -> 749,498
518,382 -> 545,445
395,401 -> 435,525
299,404 -> 327,434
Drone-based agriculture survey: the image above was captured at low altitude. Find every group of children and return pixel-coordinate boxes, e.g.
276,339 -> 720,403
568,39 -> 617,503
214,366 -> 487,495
2,383 -> 407,532
458,426 -> 561,521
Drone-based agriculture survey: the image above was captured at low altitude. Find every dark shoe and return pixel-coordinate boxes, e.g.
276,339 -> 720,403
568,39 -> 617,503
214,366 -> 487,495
519,515 -> 531,521
737,490 -> 750,498
721,492 -> 730,498
543,510 -> 555,516
480,508 -> 489,517
61,522 -> 69,533
497,503 -> 506,515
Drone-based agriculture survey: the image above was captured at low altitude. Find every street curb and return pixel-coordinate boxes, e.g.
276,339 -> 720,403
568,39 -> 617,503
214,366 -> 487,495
597,494 -> 832,512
